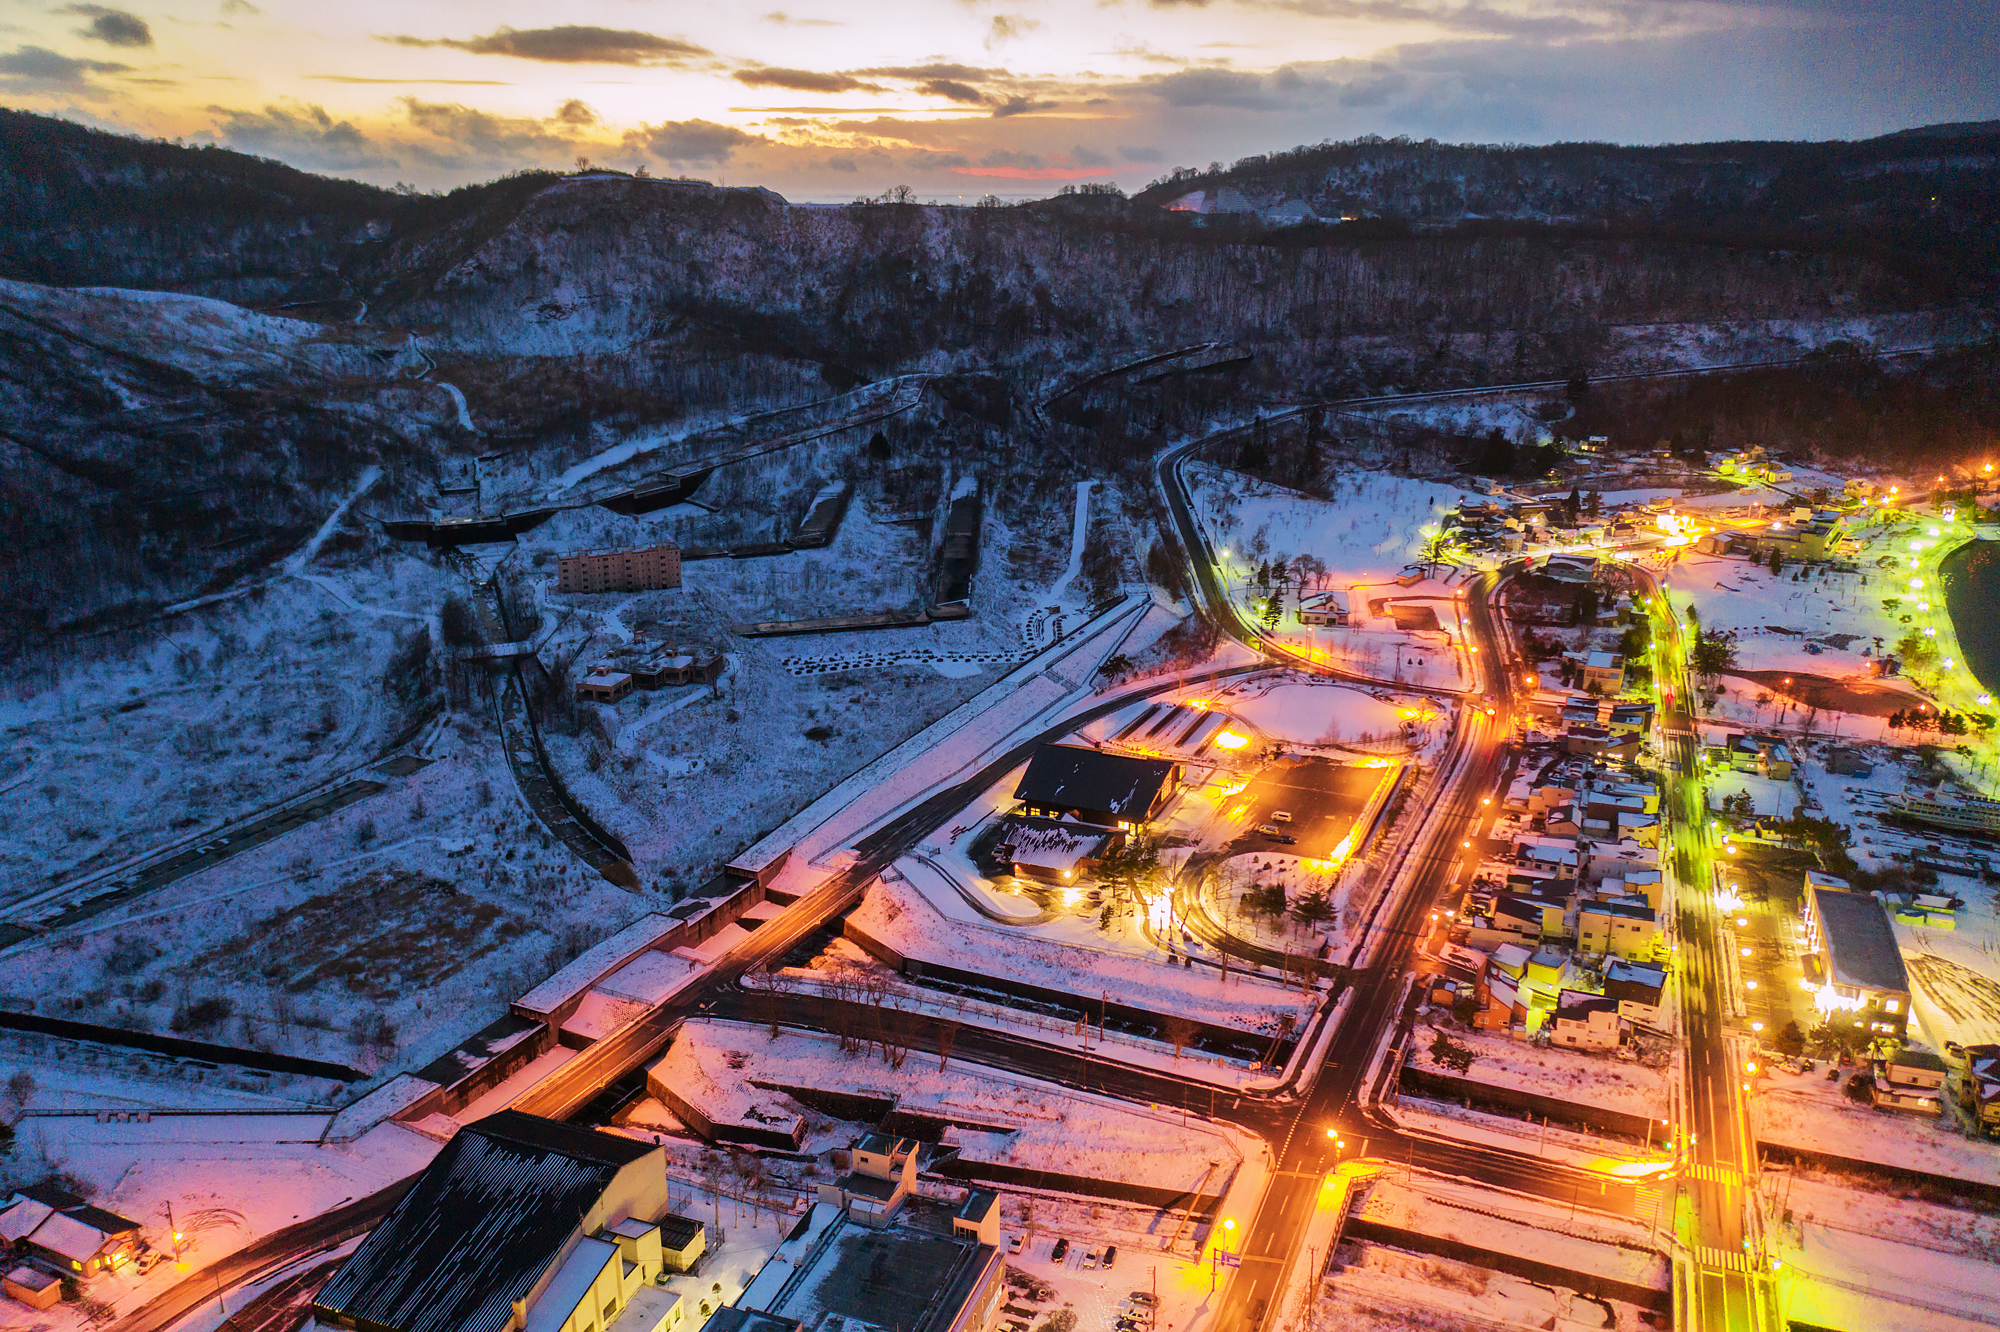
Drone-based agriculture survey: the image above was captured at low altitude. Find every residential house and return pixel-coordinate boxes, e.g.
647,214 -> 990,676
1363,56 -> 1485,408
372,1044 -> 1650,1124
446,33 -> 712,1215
1564,726 -> 1641,761
1523,948 -> 1571,1002
1549,990 -> 1624,1052
1561,701 -> 1602,730
0,1190 -> 145,1277
1607,702 -> 1654,735
1802,873 -> 1911,1040
1580,652 -> 1626,696
1297,591 -> 1349,626
1579,897 -> 1660,961
1475,969 -> 1527,1033
1959,1045 -> 2000,1133
1603,958 -> 1668,1029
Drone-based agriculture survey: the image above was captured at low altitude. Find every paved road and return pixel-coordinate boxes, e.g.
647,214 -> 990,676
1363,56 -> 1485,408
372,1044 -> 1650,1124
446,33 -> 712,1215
1632,564 -> 1768,1332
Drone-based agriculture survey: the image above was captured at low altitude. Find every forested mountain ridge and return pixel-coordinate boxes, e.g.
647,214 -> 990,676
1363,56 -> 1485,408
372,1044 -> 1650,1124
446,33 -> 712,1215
1,108 -> 1996,670
1130,129 -> 2000,294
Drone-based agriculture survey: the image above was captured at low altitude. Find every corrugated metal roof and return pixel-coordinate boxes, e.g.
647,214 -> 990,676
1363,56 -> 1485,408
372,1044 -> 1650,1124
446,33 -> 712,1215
314,1112 -> 655,1332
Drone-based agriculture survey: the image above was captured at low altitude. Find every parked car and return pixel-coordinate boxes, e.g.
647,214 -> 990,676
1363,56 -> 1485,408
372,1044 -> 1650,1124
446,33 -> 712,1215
1272,811 -> 1293,823
1083,1249 -> 1100,1270
1008,1233 -> 1024,1254
1102,1246 -> 1117,1269
1051,1238 -> 1069,1263
1256,823 -> 1282,836
1130,1293 -> 1157,1307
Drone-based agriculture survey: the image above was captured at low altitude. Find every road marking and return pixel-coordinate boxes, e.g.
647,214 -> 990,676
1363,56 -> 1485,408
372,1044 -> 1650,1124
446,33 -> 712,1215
1689,1163 -> 1741,1185
1695,1246 -> 1746,1272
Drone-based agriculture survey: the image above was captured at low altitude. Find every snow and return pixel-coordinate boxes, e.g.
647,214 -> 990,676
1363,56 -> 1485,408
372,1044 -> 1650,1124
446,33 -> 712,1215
9,1115 -> 437,1326
1751,1075 -> 2000,1185
1404,1025 -> 1671,1120
1351,1177 -> 1666,1289
1222,682 -> 1421,748
1045,480 -> 1097,607
649,1020 -> 1247,1194
847,869 -> 1318,1037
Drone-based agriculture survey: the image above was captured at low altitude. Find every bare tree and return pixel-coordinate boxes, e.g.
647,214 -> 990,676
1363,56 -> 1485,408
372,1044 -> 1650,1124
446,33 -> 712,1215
1160,1016 -> 1199,1058
935,1018 -> 961,1072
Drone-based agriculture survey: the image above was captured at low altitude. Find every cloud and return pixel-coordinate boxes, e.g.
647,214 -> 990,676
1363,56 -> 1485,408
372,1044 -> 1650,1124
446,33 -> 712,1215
918,78 -> 987,103
855,63 -> 1000,82
906,149 -> 973,169
386,26 -> 710,66
733,67 -> 884,93
64,5 -> 152,48
1145,67 -> 1281,109
986,14 -> 1039,46
219,0 -> 261,12
208,100 -> 390,169
306,76 -> 512,85
1071,143 -> 1112,166
0,44 -> 127,94
990,94 -> 1056,117
763,11 -> 842,25
554,98 -> 598,126
1119,143 -> 1165,162
1143,59 -> 1413,111
401,98 -> 573,155
628,118 -> 764,164
825,154 -> 859,171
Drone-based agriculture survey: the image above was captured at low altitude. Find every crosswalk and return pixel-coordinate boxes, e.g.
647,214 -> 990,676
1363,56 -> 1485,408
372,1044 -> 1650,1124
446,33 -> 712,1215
1688,1163 -> 1741,1185
1694,1245 -> 1748,1272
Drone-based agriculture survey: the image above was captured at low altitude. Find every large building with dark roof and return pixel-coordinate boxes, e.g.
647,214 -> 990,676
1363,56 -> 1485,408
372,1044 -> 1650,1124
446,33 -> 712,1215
1802,873 -> 1911,1040
313,1112 -> 688,1332
1012,745 -> 1179,828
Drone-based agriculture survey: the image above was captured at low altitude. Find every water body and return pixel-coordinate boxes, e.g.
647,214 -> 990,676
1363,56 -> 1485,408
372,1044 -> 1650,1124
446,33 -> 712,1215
1941,539 -> 2000,696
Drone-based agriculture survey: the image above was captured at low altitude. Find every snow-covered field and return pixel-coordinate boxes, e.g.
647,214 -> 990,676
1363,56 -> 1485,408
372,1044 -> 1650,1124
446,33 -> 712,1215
1184,464 -> 1481,688
1404,1025 -> 1671,1121
1752,1076 -> 2000,1185
647,1020 -> 1245,1194
847,869 -> 1318,1037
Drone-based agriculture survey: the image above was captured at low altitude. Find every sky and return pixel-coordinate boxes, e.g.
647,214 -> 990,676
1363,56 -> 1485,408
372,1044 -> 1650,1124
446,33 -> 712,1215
1,0 -> 1995,201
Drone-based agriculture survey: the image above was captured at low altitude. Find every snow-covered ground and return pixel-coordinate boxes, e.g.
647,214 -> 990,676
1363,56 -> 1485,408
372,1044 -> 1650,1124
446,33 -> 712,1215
1752,1075 -> 2000,1185
647,1020 -> 1247,1195
1184,464 -> 1481,688
846,869 -> 1318,1038
10,1115 -> 437,1330
1404,1025 -> 1671,1121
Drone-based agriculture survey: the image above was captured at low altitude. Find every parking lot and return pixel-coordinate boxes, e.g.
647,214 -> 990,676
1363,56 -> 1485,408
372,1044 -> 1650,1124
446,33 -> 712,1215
1227,757 -> 1389,861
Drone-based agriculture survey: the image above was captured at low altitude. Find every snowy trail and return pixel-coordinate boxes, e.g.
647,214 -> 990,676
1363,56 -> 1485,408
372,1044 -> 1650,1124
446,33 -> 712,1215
159,466 -> 383,616
284,465 -> 380,575
435,381 -> 477,434
1046,480 -> 1096,605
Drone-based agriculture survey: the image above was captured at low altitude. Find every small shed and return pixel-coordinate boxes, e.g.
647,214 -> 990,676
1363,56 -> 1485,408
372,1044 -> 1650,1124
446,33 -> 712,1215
1,1266 -> 59,1309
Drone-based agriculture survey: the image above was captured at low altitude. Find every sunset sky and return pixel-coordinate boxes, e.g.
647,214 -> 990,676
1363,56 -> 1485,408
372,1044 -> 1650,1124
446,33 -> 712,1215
2,0 -> 1994,200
